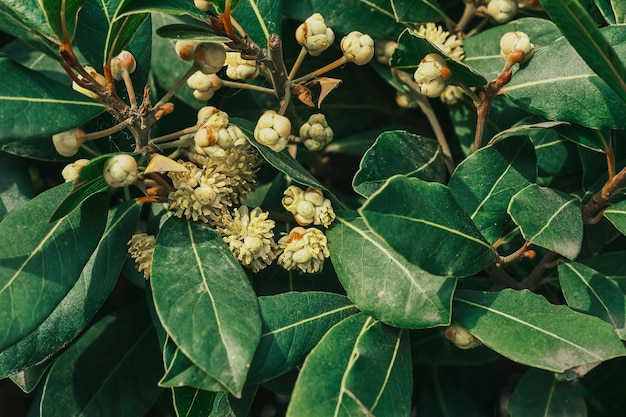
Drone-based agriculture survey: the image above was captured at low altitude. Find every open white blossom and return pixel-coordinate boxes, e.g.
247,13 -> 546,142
277,227 -> 330,273
415,23 -> 464,61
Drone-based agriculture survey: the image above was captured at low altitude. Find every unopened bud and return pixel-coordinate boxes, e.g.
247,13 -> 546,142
175,40 -> 199,61
110,50 -> 136,80
341,31 -> 375,65
194,43 -> 227,74
500,31 -> 534,65
52,128 -> 85,157
444,321 -> 482,349
103,154 -> 138,188
486,0 -> 518,23
254,110 -> 291,152
295,13 -> 335,56
414,53 -> 451,98
194,0 -> 212,11
61,159 -> 90,182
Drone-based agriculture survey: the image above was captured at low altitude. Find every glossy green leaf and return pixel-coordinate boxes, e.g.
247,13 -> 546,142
449,136 -> 536,244
172,386 -> 216,417
392,28 -> 487,87
247,291 -> 358,384
538,0 -> 626,105
453,289 -> 626,373
310,0 -> 446,39
156,23 -> 231,42
559,261 -> 626,339
531,129 -> 581,177
159,335 -> 227,391
0,200 -> 140,377
557,124 -> 610,152
360,175 -> 497,277
488,121 -> 568,146
581,251 -> 626,292
1,39 -> 74,84
0,183 -> 107,352
603,199 -> 626,235
508,184 -> 582,260
594,0 -> 618,23
286,313 -> 412,417
41,0 -> 84,42
0,153 -> 33,222
416,366 -> 486,417
233,0 -> 283,49
504,26 -> 626,129
9,361 -> 52,394
40,302 -> 163,417
116,0 -> 208,21
211,0 -> 243,13
614,0 -> 626,23
0,57 -> 105,142
463,18 -> 562,81
210,385 -> 257,417
151,217 -> 261,396
353,130 -> 445,197
327,211 -> 455,328
508,369 -> 586,417
411,328 -> 500,366
0,1 -> 59,58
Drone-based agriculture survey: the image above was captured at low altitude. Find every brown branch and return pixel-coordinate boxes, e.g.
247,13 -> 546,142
473,71 -> 511,152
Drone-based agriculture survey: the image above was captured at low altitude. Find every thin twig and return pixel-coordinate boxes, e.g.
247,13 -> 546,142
153,64 -> 199,110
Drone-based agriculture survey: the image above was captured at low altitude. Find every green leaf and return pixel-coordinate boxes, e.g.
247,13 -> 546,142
448,136 -> 537,244
41,0 -> 84,42
0,1 -> 59,59
247,291 -> 358,384
151,217 -> 261,397
504,26 -> 626,129
463,17 -> 562,81
9,361 -> 52,394
353,130 -> 445,197
232,0 -> 283,49
556,123 -> 610,152
116,0 -> 208,21
159,335 -> 227,391
508,369 -> 586,417
559,261 -> 626,339
327,211 -> 456,328
0,57 -> 105,142
0,182 -> 107,352
209,385 -> 257,417
0,200 -> 140,377
594,0 -> 618,23
286,313 -> 412,417
614,0 -> 626,23
0,153 -> 33,222
360,175 -> 497,277
508,184 -> 583,259
40,302 -> 163,417
453,289 -> 626,373
603,199 -> 626,235
581,251 -> 626,292
172,386 -> 216,417
211,0 -> 243,13
488,121 -> 568,146
538,0 -> 626,105
392,28 -> 487,87
531,129 -> 581,177
156,23 -> 231,43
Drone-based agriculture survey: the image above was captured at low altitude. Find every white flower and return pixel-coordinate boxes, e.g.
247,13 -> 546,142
194,42 -> 227,74
415,23 -> 464,61
282,185 -> 335,228
187,71 -> 222,92
110,50 -> 136,80
500,31 -> 534,65
217,206 -> 277,272
61,159 -> 90,182
486,0 -> 519,24
254,110 -> 291,152
444,321 -> 482,349
128,233 -> 156,279
277,227 -> 330,273
225,52 -> 259,80
340,31 -> 375,65
103,154 -> 138,188
52,128 -> 85,157
175,40 -> 199,61
414,53 -> 452,98
295,13 -> 335,56
299,113 -> 333,151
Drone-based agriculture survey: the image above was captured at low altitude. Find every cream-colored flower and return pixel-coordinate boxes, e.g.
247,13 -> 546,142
254,110 -> 291,152
415,23 -> 464,61
277,227 -> 330,273
52,128 -> 85,157
187,71 -> 222,92
218,206 -> 277,272
500,31 -> 534,65
486,0 -> 518,23
440,85 -> 466,105
194,0 -> 211,11
295,13 -> 335,56
225,52 -> 259,80
110,50 -> 137,80
282,185 -> 335,228
72,66 -> 107,100
299,113 -> 333,151
414,53 -> 452,98
395,91 -> 419,108
340,31 -> 374,65
194,42 -> 227,74
444,321 -> 482,349
62,159 -> 90,182
128,233 -> 156,279
175,40 -> 198,61
103,154 -> 137,187
375,40 -> 398,65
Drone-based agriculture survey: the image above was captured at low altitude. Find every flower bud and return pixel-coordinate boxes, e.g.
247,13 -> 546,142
72,66 -> 107,100
440,85 -> 466,105
277,226 -> 330,273
110,50 -> 136,80
396,91 -> 419,108
175,40 -> 199,61
340,31 -> 375,65
225,52 -> 259,80
194,0 -> 212,11
103,154 -> 138,188
61,158 -> 90,182
282,185 -> 335,227
194,42 -> 227,74
375,40 -> 398,65
197,106 -> 228,128
52,128 -> 85,157
299,113 -> 333,151
187,71 -> 221,92
254,110 -> 291,152
193,89 -> 215,101
444,321 -> 482,349
500,31 -> 534,65
414,53 -> 451,98
486,0 -> 518,23
295,13 -> 335,56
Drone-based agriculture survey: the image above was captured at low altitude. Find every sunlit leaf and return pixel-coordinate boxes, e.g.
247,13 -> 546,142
40,0 -> 85,42
232,0 -> 283,48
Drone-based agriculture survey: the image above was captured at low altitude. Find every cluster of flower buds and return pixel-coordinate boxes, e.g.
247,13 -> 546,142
295,13 -> 335,56
340,31 -> 375,65
72,66 -> 107,100
103,154 -> 138,188
254,110 -> 292,152
225,52 -> 259,80
218,205 -> 277,272
62,159 -> 90,182
278,227 -> 330,273
486,0 -> 518,24
52,128 -> 85,157
128,233 -> 156,279
194,106 -> 248,157
110,50 -> 137,81
193,42 -> 227,74
299,113 -> 333,151
414,53 -> 452,98
187,70 -> 222,101
500,31 -> 534,67
282,185 -> 335,228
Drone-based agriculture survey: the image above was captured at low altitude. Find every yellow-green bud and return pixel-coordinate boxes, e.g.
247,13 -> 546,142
295,13 -> 335,56
103,154 -> 137,188
52,128 -> 85,157
61,159 -> 90,182
341,31 -> 375,65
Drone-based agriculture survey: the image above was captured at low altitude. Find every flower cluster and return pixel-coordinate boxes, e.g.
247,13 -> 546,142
414,53 -> 452,99
486,0 -> 518,24
104,154 -> 138,188
52,128 -> 85,157
217,206 -> 277,272
128,233 -> 156,279
277,227 -> 330,273
254,110 -> 292,152
299,113 -> 333,151
225,52 -> 259,80
295,13 -> 335,56
187,71 -> 222,101
62,159 -> 90,182
340,31 -> 375,65
282,185 -> 335,228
